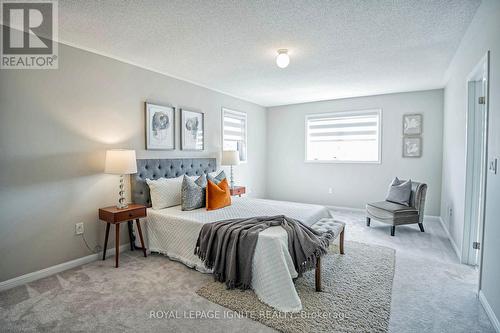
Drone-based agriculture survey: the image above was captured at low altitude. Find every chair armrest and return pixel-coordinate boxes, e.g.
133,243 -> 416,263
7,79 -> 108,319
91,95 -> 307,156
413,183 -> 427,222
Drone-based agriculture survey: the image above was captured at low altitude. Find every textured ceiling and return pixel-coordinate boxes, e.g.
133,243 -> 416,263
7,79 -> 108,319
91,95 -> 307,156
58,0 -> 480,107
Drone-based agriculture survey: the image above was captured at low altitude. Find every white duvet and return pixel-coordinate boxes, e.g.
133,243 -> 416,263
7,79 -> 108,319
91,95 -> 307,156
138,197 -> 331,312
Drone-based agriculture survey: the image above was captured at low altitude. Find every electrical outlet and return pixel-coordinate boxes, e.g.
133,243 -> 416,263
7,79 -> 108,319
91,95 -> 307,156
328,187 -> 333,194
489,158 -> 498,174
75,223 -> 84,235
448,207 -> 453,218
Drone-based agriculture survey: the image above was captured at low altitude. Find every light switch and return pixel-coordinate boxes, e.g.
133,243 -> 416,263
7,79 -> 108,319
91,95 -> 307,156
489,158 -> 498,174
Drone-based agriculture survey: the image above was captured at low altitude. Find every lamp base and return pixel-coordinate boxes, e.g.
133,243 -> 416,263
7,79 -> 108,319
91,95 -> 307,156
117,174 -> 128,209
230,165 -> 235,189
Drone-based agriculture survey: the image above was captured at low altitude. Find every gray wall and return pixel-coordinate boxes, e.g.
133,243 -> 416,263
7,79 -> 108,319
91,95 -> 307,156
266,90 -> 444,216
440,0 -> 500,325
0,43 -> 267,282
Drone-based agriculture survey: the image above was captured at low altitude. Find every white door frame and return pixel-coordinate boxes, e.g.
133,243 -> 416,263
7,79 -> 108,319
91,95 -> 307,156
462,51 -> 489,289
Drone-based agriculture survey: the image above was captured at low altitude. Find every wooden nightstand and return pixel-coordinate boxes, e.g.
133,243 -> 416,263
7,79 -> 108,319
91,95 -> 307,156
230,186 -> 246,197
98,204 -> 147,267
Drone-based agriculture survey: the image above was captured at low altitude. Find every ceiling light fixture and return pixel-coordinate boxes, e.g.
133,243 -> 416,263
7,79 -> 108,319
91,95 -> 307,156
276,49 -> 290,68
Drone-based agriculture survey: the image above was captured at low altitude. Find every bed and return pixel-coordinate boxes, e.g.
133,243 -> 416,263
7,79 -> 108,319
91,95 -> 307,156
131,158 -> 331,312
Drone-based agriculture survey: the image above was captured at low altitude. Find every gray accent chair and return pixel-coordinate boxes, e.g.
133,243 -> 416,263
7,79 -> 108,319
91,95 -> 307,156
366,181 -> 427,236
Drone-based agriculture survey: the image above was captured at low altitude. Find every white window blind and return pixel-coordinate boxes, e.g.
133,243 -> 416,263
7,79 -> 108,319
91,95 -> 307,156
222,108 -> 247,162
306,110 -> 381,163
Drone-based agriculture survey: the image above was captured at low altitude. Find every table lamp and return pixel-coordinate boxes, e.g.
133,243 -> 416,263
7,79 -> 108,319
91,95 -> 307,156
222,150 -> 240,189
104,149 -> 137,209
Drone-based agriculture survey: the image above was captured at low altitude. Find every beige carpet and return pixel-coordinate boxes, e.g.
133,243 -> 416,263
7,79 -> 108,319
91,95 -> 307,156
197,241 -> 395,333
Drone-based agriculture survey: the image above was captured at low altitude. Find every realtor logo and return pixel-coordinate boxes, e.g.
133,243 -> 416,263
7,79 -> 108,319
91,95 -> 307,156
1,0 -> 58,69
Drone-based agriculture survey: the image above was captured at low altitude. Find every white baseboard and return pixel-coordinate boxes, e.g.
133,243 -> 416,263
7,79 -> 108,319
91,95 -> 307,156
479,290 -> 500,332
438,216 -> 461,261
423,215 -> 441,222
0,243 -> 130,292
327,205 -> 441,222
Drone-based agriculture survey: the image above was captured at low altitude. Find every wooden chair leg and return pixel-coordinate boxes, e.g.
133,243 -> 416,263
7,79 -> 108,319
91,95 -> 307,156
391,226 -> 395,236
102,223 -> 110,261
339,229 -> 345,254
418,223 -> 425,232
315,256 -> 321,292
115,223 -> 120,268
136,219 -> 147,258
366,217 -> 371,227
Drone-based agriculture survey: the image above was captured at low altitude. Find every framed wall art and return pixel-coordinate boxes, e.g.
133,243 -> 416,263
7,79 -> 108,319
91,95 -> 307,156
403,114 -> 423,135
403,137 -> 422,158
180,108 -> 204,151
145,103 -> 175,150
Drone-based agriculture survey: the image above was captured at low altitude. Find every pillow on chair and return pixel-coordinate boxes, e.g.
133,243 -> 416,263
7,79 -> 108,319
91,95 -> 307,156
385,177 -> 412,206
206,178 -> 231,210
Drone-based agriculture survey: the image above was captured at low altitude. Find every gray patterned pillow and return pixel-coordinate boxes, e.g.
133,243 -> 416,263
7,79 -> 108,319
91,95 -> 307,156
181,174 -> 207,211
207,170 -> 226,184
385,177 -> 412,206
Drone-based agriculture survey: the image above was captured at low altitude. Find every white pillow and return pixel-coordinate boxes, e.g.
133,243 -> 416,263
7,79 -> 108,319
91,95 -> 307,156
146,176 -> 184,210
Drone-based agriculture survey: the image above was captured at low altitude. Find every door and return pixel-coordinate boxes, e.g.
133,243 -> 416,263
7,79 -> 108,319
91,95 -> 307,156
463,52 -> 489,268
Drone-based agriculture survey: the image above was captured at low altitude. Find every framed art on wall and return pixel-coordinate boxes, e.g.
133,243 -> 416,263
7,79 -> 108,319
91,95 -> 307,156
403,114 -> 423,135
181,108 -> 204,151
403,137 -> 422,157
145,103 -> 175,150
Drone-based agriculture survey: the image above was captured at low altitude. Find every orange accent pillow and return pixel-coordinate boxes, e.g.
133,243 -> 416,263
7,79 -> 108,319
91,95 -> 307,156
206,178 -> 231,211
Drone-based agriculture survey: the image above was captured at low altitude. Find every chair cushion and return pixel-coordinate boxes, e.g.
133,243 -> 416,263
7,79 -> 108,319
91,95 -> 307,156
311,218 -> 345,239
367,201 -> 418,214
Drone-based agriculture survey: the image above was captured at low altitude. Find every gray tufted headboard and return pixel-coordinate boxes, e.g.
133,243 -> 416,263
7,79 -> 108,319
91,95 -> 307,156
131,158 -> 216,206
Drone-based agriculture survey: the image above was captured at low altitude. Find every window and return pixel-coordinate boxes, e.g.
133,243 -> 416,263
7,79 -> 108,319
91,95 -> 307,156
222,108 -> 247,162
305,109 -> 381,163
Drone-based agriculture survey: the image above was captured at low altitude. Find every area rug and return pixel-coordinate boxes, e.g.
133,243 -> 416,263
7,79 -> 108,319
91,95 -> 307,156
196,241 -> 395,333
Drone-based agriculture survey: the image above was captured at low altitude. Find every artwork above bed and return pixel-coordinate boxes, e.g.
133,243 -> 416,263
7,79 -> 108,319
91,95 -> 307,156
131,158 -> 216,207
181,109 -> 204,151
145,103 -> 175,150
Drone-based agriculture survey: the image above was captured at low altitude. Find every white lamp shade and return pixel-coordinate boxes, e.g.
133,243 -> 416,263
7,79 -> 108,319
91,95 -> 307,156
221,150 -> 240,166
104,149 -> 137,175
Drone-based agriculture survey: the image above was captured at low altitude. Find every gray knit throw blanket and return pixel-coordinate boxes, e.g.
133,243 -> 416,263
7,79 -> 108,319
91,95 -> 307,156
194,215 -> 333,290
